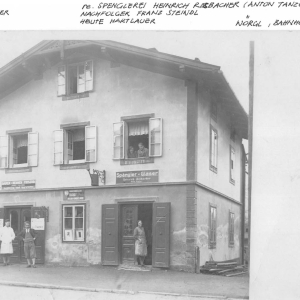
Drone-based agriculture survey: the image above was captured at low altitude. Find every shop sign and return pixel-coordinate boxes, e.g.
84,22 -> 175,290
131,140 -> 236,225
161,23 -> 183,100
121,158 -> 154,165
116,170 -> 159,184
1,180 -> 36,190
63,189 -> 85,200
31,218 -> 45,230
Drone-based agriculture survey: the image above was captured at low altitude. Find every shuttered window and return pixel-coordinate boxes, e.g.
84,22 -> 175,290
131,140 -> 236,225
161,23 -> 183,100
209,205 -> 217,249
210,125 -> 218,173
229,211 -> 235,247
53,124 -> 97,165
230,146 -> 235,184
57,60 -> 93,96
0,131 -> 39,169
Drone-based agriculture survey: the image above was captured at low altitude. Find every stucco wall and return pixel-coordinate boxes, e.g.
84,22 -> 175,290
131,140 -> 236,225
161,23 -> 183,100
0,184 -> 187,267
196,186 -> 241,266
197,89 -> 242,201
0,58 -> 187,188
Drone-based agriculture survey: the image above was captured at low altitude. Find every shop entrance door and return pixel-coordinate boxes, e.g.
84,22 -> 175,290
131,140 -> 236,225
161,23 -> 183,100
6,207 -> 31,264
121,205 -> 138,265
5,206 -> 46,264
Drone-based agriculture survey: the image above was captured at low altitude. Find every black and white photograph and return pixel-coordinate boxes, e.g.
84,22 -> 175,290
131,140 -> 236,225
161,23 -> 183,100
0,30 -> 300,300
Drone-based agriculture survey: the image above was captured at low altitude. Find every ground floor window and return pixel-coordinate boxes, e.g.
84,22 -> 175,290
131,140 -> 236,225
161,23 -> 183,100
209,205 -> 217,249
62,204 -> 85,242
229,211 -> 235,247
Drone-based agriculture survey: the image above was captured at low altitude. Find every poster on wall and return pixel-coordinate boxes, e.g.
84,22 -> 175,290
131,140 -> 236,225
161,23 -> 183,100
31,218 -> 45,230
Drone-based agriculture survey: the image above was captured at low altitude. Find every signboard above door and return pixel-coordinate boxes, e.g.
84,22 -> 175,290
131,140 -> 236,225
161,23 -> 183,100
116,170 -> 159,184
63,189 -> 85,200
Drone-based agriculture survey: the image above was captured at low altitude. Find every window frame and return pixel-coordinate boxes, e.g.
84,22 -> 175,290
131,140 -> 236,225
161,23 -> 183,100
53,122 -> 97,166
230,146 -> 235,185
0,128 -> 39,169
57,60 -> 94,97
229,211 -> 235,247
113,114 -> 163,161
62,204 -> 86,243
210,99 -> 218,122
209,125 -> 218,173
209,204 -> 217,249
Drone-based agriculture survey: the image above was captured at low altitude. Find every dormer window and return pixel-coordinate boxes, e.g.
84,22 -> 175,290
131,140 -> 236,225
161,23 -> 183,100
58,60 -> 93,96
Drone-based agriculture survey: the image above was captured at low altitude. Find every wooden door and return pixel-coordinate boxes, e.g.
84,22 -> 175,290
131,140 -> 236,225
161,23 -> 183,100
20,208 -> 32,263
152,202 -> 170,268
101,204 -> 119,265
121,205 -> 138,264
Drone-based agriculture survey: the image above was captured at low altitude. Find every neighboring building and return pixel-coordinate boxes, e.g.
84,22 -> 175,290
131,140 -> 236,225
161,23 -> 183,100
0,40 -> 247,271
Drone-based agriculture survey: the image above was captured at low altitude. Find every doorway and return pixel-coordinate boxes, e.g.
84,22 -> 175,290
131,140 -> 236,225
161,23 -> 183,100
5,206 -> 31,264
120,203 -> 153,265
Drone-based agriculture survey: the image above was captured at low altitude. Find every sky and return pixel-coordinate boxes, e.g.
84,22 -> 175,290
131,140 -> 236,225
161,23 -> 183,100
0,30 -> 259,113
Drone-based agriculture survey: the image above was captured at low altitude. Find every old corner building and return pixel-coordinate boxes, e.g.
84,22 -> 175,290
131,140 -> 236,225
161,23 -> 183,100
0,40 -> 247,272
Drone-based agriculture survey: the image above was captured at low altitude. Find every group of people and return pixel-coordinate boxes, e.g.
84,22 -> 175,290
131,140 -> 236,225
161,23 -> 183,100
128,142 -> 149,158
0,219 -> 38,267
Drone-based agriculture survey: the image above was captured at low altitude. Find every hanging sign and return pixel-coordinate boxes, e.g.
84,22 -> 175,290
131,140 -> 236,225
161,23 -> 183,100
31,218 -> 45,230
116,170 -> 159,184
1,180 -> 36,190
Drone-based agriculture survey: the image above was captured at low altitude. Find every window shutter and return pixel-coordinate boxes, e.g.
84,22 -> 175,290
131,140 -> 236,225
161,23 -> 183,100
85,126 -> 97,163
0,135 -> 9,169
28,132 -> 39,167
85,61 -> 93,91
58,66 -> 66,96
77,64 -> 85,93
149,118 -> 163,157
113,122 -> 124,159
53,130 -> 64,165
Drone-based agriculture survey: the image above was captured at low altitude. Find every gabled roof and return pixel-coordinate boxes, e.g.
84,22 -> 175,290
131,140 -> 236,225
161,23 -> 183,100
0,40 -> 248,138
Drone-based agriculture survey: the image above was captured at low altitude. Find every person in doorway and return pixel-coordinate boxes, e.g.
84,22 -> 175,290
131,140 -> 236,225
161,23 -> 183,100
127,146 -> 137,158
0,219 -> 15,266
137,142 -> 149,158
133,220 -> 147,266
18,221 -> 38,268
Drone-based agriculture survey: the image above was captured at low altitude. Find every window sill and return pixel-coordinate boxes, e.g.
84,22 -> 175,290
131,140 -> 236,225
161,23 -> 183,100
229,244 -> 235,248
61,91 -> 90,101
120,157 -> 154,165
5,166 -> 32,174
62,240 -> 86,244
209,166 -> 218,174
230,179 -> 235,185
208,245 -> 216,249
60,162 -> 90,170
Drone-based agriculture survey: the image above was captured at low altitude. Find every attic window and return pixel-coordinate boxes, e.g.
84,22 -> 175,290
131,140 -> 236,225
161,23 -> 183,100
58,60 -> 93,96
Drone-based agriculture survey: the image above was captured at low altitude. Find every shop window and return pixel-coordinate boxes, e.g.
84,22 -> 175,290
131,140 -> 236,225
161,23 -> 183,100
62,204 -> 85,242
209,205 -> 217,249
230,146 -> 235,184
53,124 -> 97,165
0,131 -> 39,169
210,125 -> 218,173
113,117 -> 163,160
58,60 -> 93,96
229,211 -> 235,247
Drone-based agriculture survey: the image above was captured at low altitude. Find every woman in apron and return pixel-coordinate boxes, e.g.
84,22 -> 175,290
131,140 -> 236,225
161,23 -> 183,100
0,219 -> 15,266
133,220 -> 147,266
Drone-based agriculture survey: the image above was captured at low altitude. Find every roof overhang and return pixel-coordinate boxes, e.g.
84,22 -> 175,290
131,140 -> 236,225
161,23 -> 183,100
0,40 -> 248,139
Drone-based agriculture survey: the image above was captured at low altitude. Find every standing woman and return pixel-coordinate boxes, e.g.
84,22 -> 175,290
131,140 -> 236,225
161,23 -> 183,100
134,220 -> 147,266
0,219 -> 15,266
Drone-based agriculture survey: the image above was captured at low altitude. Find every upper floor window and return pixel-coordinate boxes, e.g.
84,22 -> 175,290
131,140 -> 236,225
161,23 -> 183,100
0,131 -> 39,169
211,99 -> 217,122
58,60 -> 93,96
230,146 -> 235,184
53,124 -> 97,165
209,205 -> 217,249
113,116 -> 163,160
210,125 -> 218,173
229,211 -> 235,247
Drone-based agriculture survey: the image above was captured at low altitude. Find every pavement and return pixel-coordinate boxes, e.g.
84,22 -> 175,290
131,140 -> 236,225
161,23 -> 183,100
0,264 -> 249,300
